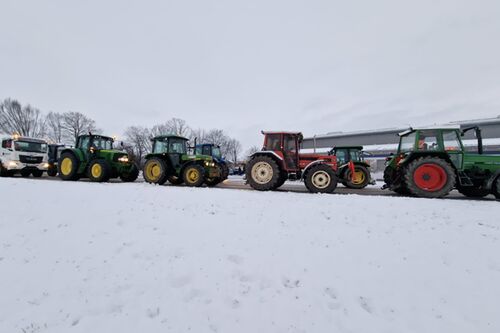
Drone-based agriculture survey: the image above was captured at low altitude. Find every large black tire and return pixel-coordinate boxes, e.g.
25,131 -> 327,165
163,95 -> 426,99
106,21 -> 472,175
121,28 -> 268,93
221,163 -> 229,180
168,175 -> 184,185
304,164 -> 338,193
32,170 -> 44,178
87,159 -> 111,182
404,157 -> 456,198
58,152 -> 80,181
274,173 -> 287,189
245,155 -> 281,191
0,162 -> 8,177
120,164 -> 139,182
183,164 -> 205,187
21,170 -> 31,177
492,177 -> 500,200
47,165 -> 58,177
457,186 -> 490,198
143,157 -> 168,185
343,165 -> 370,189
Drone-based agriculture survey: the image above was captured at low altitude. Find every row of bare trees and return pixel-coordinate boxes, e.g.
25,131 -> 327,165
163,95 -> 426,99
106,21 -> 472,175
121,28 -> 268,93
0,98 -> 98,145
123,118 -> 242,164
1,98 -> 243,163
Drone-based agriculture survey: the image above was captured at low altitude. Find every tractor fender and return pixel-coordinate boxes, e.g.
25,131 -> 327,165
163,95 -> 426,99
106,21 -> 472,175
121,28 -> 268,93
485,170 -> 500,190
249,151 -> 283,161
302,160 -> 328,178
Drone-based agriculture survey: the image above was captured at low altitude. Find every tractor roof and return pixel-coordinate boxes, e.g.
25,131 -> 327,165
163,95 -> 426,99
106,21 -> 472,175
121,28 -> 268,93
79,134 -> 114,140
196,143 -> 220,148
153,134 -> 188,141
333,146 -> 364,150
261,131 -> 303,136
398,125 -> 461,136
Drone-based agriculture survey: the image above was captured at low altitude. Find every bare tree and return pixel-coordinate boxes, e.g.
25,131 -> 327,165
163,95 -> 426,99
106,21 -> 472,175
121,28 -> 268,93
45,111 -> 64,143
0,98 -> 46,137
151,118 -> 192,138
61,112 -> 98,145
124,126 -> 152,164
244,145 -> 260,158
227,138 -> 242,163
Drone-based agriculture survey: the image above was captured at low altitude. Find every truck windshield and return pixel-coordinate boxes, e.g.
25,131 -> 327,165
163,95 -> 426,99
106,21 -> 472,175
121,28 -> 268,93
14,140 -> 47,153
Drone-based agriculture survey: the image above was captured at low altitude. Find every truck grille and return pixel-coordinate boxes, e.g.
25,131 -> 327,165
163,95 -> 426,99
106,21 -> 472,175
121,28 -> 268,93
19,155 -> 43,164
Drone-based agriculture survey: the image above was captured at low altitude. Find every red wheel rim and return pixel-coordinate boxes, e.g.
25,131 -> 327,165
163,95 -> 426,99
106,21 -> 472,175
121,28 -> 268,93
413,163 -> 447,192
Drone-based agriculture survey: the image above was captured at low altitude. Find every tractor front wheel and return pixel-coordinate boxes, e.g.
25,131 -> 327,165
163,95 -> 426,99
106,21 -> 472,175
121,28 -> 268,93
183,164 -> 205,187
221,163 -> 229,180
493,177 -> 500,200
457,186 -> 490,198
58,153 -> 79,181
143,158 -> 168,185
246,156 -> 281,191
120,164 -> 139,182
88,160 -> 111,182
404,157 -> 455,198
47,165 -> 58,177
304,164 -> 338,193
344,165 -> 370,189
205,177 -> 222,187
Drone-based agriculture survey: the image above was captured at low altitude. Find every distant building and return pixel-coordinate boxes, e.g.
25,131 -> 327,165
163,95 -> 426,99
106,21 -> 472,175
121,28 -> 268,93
302,117 -> 500,175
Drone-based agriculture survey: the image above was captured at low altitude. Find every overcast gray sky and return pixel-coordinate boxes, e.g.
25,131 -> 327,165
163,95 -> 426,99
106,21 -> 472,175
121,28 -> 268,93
1,0 -> 499,149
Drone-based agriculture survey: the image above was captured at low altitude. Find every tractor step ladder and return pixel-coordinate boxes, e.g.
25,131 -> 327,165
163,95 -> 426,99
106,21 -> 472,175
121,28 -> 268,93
457,171 -> 474,186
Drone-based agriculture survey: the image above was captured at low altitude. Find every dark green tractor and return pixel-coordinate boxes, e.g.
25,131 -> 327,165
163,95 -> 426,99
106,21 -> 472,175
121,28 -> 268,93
383,126 -> 500,198
330,146 -> 374,189
142,135 -> 221,187
58,134 -> 139,182
195,143 -> 229,181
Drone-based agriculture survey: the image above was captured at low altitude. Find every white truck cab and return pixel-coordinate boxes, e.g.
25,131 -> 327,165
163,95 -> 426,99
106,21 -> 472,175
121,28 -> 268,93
0,134 -> 49,177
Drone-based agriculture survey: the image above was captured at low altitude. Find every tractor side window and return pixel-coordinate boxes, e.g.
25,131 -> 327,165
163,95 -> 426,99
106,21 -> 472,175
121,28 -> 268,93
264,134 -> 281,151
349,150 -> 360,161
417,131 -> 439,151
169,139 -> 187,154
442,131 -> 462,151
399,132 -> 416,152
195,146 -> 202,155
2,139 -> 12,149
283,135 -> 297,153
153,140 -> 168,154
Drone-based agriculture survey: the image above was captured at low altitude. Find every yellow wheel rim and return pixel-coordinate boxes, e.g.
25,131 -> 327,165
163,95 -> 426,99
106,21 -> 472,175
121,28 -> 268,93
352,169 -> 366,185
187,169 -> 200,183
146,161 -> 162,182
60,157 -> 73,175
91,164 -> 102,178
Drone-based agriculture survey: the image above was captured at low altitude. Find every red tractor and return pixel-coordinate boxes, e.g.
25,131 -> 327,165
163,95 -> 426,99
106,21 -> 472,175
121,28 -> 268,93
245,131 -> 351,193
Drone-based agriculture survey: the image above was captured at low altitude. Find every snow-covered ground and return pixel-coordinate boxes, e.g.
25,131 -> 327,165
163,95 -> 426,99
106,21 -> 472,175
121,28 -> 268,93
1,178 -> 499,333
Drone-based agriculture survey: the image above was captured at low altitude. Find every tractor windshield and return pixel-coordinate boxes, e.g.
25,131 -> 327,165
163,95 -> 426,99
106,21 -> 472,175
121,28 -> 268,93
349,150 -> 361,161
399,132 -> 417,153
264,134 -> 281,151
14,140 -> 47,153
212,147 -> 222,159
92,137 -> 113,150
169,138 -> 187,154
153,139 -> 168,154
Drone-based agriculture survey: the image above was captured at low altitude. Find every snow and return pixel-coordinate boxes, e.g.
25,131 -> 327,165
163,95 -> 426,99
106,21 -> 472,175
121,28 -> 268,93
1,178 -> 499,333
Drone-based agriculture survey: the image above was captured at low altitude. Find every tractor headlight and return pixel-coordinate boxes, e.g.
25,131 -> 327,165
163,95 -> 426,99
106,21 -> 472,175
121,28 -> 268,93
204,161 -> 215,167
118,156 -> 129,163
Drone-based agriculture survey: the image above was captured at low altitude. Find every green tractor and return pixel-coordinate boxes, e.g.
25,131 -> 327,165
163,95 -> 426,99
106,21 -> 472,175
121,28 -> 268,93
142,135 -> 221,187
330,146 -> 375,189
383,126 -> 500,199
58,134 -> 139,182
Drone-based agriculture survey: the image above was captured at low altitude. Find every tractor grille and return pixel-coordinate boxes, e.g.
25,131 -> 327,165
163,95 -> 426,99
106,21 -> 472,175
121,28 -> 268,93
19,155 -> 43,164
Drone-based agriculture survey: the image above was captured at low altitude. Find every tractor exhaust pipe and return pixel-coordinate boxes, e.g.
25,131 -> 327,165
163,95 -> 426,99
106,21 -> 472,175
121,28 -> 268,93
476,128 -> 483,154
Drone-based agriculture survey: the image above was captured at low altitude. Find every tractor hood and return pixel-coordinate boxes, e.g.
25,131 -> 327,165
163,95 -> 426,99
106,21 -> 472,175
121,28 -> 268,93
187,154 -> 213,161
96,150 -> 130,162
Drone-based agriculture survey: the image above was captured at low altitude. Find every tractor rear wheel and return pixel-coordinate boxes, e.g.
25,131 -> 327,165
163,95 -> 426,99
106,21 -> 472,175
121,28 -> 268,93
457,186 -> 490,198
404,157 -> 455,198
58,153 -> 79,181
32,170 -> 43,178
88,160 -> 111,182
143,158 -> 168,185
304,164 -> 338,193
120,164 -> 139,182
493,177 -> 500,200
344,165 -> 370,189
183,164 -> 205,187
274,174 -> 287,190
246,155 -> 281,191
168,175 -> 183,185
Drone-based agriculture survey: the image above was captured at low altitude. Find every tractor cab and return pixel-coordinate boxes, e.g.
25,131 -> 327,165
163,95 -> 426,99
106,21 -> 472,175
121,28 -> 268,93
262,131 -> 303,171
77,134 -> 114,153
330,146 -> 365,165
151,135 -> 188,168
195,144 -> 222,160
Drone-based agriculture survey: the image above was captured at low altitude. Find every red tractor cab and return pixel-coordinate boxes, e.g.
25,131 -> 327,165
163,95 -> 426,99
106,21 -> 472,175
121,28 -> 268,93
245,131 -> 340,193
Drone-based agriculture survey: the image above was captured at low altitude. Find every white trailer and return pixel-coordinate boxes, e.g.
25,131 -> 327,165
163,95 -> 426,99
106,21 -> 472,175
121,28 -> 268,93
0,135 -> 49,177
